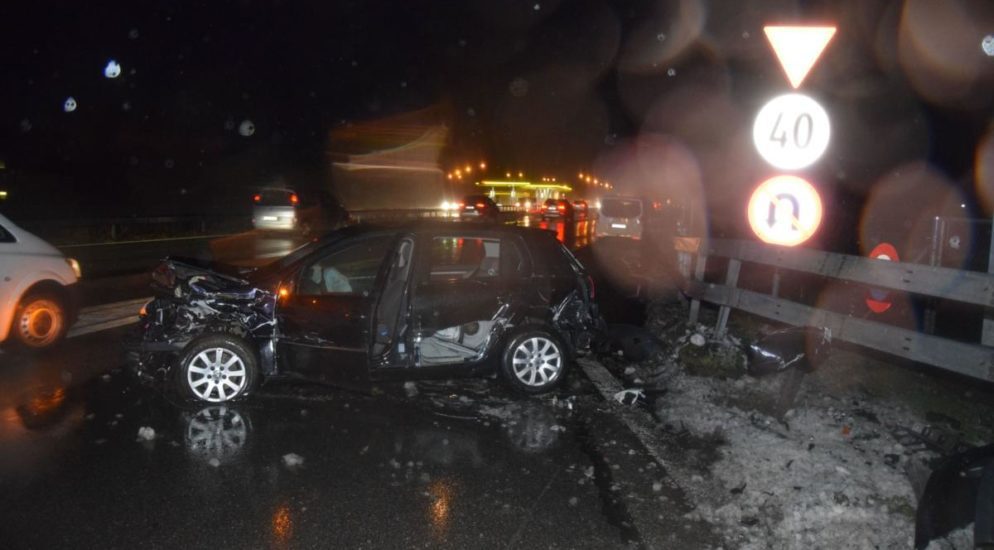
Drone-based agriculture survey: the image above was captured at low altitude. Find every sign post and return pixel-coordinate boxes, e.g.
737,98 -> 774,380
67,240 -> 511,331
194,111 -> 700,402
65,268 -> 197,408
746,24 -> 837,248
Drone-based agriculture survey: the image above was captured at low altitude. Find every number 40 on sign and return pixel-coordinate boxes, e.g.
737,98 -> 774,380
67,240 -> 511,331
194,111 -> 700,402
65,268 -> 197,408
753,93 -> 830,171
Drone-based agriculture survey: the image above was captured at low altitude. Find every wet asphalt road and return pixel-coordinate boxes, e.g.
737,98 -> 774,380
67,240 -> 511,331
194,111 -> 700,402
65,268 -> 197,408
0,327 -> 677,549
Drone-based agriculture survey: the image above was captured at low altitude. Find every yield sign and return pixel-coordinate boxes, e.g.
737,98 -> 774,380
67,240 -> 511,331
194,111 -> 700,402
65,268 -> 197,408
764,25 -> 837,89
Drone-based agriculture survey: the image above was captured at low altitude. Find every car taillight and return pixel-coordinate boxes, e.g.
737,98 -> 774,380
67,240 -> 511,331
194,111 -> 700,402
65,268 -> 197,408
557,204 -> 566,211
290,194 -> 299,205
253,194 -> 261,203
458,202 -> 465,209
476,202 -> 486,209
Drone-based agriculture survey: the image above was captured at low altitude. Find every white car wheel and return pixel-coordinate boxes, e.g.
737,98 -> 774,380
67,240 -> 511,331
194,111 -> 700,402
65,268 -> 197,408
14,294 -> 66,349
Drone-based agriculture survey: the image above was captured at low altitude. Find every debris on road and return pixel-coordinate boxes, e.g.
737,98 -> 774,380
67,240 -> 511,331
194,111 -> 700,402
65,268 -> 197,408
591,300 -> 993,549
613,388 -> 645,407
745,326 -> 831,376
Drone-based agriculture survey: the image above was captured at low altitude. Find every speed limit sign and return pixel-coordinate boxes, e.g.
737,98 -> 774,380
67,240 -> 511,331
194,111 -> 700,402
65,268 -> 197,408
752,93 -> 830,170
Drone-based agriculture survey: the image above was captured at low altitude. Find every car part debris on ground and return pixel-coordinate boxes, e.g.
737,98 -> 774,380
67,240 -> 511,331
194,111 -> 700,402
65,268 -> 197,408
745,326 -> 832,376
591,299 -> 994,550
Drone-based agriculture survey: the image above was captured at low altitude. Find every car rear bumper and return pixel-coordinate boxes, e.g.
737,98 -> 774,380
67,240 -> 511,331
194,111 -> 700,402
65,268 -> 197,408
253,218 -> 297,230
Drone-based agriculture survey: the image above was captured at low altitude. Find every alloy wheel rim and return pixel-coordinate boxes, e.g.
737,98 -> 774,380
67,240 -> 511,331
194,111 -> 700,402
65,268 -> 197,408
512,336 -> 562,387
18,299 -> 63,347
187,348 -> 248,402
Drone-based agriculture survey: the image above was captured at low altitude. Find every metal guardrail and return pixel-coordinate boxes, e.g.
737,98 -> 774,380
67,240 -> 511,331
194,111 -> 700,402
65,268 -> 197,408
348,207 -> 528,223
21,208 -> 533,245
683,238 -> 994,383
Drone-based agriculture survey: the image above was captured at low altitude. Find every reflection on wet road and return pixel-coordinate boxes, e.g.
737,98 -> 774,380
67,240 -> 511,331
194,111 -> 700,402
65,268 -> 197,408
0,328 -> 640,549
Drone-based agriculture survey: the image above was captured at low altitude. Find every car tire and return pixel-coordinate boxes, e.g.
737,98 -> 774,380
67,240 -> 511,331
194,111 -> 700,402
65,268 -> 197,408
176,335 -> 259,403
500,329 -> 568,394
10,292 -> 68,350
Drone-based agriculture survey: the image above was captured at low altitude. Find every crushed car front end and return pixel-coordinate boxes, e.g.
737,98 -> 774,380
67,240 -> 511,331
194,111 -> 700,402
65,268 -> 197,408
126,259 -> 278,382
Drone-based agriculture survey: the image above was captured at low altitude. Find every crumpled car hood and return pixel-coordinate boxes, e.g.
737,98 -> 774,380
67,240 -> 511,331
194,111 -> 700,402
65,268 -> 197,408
140,258 -> 278,350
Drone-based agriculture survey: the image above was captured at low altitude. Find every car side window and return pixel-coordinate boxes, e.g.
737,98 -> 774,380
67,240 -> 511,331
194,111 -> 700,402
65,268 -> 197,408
428,236 -> 501,282
298,236 -> 393,296
501,238 -> 528,279
0,222 -> 14,243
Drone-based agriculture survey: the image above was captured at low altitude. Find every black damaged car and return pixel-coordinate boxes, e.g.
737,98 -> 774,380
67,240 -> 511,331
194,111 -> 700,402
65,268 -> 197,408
128,222 -> 602,403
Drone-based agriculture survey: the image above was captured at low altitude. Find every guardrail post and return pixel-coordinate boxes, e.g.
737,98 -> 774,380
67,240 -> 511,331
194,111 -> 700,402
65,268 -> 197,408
688,252 -> 707,324
715,258 -> 741,338
984,215 -> 994,347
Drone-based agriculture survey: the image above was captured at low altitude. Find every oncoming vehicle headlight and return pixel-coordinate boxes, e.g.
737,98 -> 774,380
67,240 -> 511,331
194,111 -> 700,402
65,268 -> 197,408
66,258 -> 82,279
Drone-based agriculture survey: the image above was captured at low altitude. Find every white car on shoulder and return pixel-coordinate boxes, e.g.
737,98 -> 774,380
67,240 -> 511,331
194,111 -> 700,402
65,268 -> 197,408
0,213 -> 81,350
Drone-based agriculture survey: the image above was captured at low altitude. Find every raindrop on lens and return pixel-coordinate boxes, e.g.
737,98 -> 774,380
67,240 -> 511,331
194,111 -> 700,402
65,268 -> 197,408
667,68 -> 676,76
657,33 -> 667,42
238,120 -> 255,137
164,159 -> 175,169
64,97 -> 77,112
509,78 -> 529,97
224,118 -> 235,131
533,3 -> 540,10
19,119 -> 32,132
104,60 -> 122,79
983,35 -> 994,57
128,28 -> 139,39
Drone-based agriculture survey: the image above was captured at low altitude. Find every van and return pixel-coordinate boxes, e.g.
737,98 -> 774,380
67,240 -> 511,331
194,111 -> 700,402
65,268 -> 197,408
596,196 -> 651,239
252,188 -> 300,231
252,187 -> 349,235
0,213 -> 81,349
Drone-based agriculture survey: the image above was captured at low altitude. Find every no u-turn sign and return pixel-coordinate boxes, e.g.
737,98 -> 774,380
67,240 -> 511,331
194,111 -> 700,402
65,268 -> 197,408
747,175 -> 823,247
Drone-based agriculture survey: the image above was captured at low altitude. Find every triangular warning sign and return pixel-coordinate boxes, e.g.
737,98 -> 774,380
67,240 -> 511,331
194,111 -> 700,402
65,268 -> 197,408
764,26 -> 836,89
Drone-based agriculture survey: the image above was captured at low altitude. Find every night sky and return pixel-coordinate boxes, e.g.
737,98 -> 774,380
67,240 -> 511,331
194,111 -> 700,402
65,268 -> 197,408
2,0 -> 993,253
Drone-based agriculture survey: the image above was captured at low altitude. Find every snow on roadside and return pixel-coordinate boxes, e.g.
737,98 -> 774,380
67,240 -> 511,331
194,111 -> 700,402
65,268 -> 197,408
657,368 -> 918,549
608,313 -> 937,549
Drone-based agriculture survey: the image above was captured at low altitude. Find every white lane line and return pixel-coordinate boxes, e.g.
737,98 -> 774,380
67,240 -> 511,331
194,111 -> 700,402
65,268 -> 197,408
59,233 -> 236,248
68,316 -> 141,338
67,297 -> 151,339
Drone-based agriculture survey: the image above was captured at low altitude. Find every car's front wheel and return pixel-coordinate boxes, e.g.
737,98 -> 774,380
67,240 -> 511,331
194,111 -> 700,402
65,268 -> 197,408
11,292 -> 68,350
176,335 -> 259,403
500,329 -> 568,394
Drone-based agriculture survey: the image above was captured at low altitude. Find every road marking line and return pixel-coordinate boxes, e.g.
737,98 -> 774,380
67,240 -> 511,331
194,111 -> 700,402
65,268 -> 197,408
76,297 -> 150,315
59,233 -> 236,248
67,297 -> 152,338
68,316 -> 140,338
